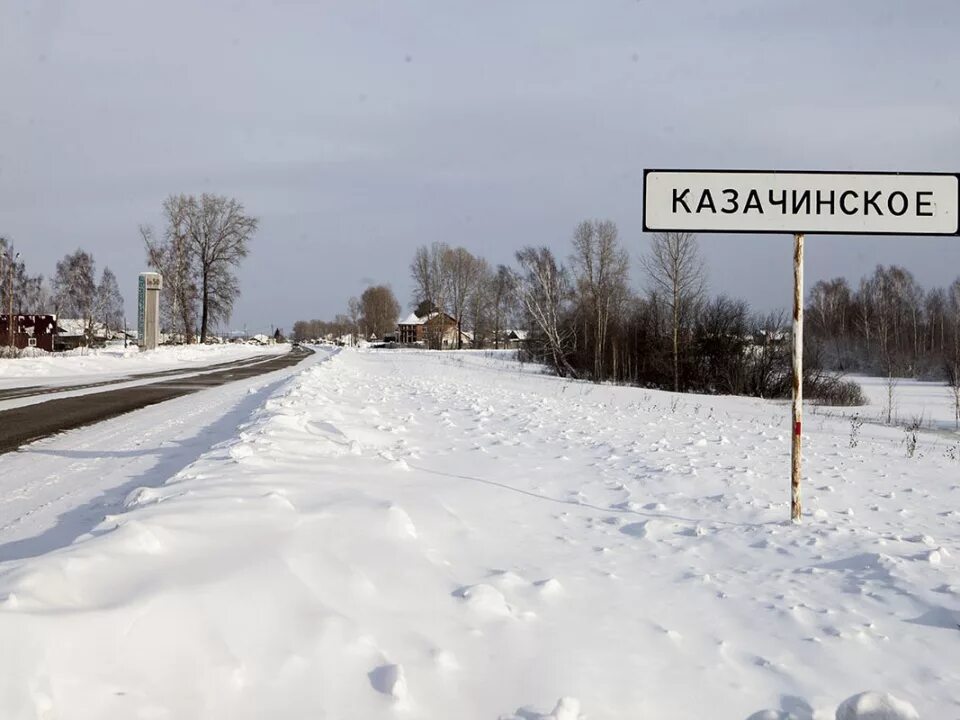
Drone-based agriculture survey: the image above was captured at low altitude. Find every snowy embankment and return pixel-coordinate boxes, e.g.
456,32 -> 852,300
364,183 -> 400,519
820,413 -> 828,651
1,349 -> 957,718
0,342 -> 288,389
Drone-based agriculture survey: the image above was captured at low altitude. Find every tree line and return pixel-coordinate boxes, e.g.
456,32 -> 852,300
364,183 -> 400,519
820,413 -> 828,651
807,265 -> 960,378
292,285 -> 402,344
393,225 -> 868,403
288,219 -> 960,413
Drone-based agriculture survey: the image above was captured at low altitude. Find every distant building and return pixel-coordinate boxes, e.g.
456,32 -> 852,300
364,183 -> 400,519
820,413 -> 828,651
397,312 -> 469,349
55,318 -> 122,351
505,329 -> 528,348
0,314 -> 58,352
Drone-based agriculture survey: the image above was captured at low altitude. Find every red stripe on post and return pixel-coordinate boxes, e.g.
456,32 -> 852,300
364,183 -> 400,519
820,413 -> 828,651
794,421 -> 802,437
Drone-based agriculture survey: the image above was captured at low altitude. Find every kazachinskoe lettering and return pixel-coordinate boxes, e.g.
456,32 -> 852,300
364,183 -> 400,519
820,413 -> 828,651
671,188 -> 936,218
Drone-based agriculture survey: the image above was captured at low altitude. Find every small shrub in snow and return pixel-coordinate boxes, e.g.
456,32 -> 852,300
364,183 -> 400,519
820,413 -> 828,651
809,376 -> 868,407
903,416 -> 922,459
848,413 -> 864,448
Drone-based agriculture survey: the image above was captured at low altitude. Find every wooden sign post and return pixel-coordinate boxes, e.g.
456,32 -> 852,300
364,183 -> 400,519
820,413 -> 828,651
643,170 -> 960,521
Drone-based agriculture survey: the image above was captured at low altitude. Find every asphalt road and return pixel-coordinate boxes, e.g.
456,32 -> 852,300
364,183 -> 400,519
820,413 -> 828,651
0,351 -> 292,402
0,346 -> 313,455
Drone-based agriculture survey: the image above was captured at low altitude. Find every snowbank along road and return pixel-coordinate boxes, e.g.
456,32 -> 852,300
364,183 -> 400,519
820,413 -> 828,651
0,349 -> 956,719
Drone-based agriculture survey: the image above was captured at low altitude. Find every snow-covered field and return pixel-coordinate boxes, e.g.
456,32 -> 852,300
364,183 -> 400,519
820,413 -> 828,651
0,348 -> 957,719
817,374 -> 960,434
0,343 -> 288,390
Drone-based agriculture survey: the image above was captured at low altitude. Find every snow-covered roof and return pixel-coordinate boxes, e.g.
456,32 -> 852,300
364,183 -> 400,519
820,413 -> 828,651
57,318 -> 107,336
507,329 -> 528,340
399,312 -> 425,326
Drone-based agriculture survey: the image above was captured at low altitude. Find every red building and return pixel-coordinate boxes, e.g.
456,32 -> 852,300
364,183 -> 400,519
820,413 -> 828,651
0,315 -> 58,352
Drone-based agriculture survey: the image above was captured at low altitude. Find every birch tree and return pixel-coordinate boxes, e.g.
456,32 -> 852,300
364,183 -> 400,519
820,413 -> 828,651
641,231 -> 705,392
445,246 -> 483,349
96,267 -> 125,335
490,264 -> 516,349
513,246 -> 577,377
410,242 -> 452,348
570,219 -> 630,381
53,249 -> 98,341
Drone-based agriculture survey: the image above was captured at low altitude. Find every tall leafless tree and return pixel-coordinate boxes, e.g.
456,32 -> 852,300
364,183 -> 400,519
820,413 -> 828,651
445,246 -> 483,349
0,238 -> 45,315
570,219 -> 630,381
142,194 -> 255,343
807,277 -> 852,369
188,194 -> 257,343
641,231 -> 705,392
410,242 -> 453,348
53,249 -> 98,341
96,267 -> 125,335
513,246 -> 577,377
142,195 -> 198,341
465,257 -> 493,347
347,296 -> 362,344
489,264 -> 516,349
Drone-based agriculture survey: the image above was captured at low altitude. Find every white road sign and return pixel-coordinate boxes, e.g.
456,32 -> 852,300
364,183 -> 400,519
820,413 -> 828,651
643,170 -> 959,235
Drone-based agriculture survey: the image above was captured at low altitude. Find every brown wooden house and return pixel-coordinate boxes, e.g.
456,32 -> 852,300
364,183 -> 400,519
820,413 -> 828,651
397,311 -> 469,349
0,314 -> 58,352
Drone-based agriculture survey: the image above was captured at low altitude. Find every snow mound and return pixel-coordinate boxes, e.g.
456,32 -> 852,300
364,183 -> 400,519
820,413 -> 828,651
386,505 -> 418,539
835,691 -> 919,720
453,583 -> 513,618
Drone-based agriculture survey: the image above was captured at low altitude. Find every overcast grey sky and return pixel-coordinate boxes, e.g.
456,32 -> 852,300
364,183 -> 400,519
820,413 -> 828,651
2,0 -> 959,333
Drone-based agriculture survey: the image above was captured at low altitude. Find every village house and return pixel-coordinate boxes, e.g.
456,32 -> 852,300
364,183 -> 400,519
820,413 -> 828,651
397,311 -> 470,349
505,329 -> 528,349
0,314 -> 58,352
54,318 -> 121,351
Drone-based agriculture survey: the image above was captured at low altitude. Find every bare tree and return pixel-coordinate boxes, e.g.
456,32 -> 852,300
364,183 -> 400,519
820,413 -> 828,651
445,246 -> 483,349
187,194 -> 257,343
490,264 -> 516,349
53,249 -> 98,342
360,285 -> 401,339
96,267 -> 125,335
570,219 -> 630,381
946,358 -> 960,430
946,278 -> 960,429
466,258 -> 493,347
513,246 -> 577,377
410,242 -> 452,349
142,195 -> 200,342
347,296 -> 362,345
0,238 -> 45,315
807,277 -> 852,369
642,231 -> 705,392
